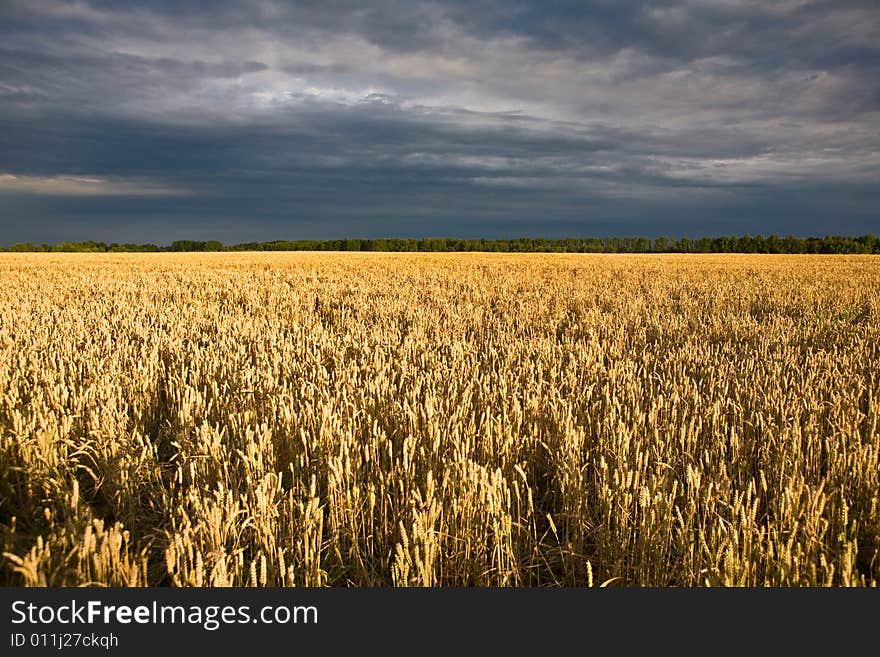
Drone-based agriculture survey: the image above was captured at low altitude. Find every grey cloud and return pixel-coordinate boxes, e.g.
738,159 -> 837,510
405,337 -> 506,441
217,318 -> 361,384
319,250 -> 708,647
282,63 -> 354,76
0,0 -> 877,242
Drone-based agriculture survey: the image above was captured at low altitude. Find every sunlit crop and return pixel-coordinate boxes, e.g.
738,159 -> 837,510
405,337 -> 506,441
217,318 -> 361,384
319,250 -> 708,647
1,252 -> 877,586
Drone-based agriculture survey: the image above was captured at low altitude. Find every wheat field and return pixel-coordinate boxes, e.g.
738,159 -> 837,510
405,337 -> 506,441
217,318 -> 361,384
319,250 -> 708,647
1,252 -> 878,587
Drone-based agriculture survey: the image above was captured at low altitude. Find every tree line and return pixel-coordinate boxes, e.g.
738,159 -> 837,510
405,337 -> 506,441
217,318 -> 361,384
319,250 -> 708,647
3,235 -> 880,254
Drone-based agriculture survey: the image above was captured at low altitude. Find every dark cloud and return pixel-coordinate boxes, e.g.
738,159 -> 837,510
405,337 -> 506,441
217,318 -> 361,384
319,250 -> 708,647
0,0 -> 877,243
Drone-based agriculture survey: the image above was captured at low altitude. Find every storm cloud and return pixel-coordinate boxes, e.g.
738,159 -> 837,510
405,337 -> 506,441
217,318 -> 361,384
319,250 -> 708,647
1,0 -> 878,242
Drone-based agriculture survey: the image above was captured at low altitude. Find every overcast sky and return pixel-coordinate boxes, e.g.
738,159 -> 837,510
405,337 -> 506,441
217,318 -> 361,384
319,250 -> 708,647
1,0 -> 878,244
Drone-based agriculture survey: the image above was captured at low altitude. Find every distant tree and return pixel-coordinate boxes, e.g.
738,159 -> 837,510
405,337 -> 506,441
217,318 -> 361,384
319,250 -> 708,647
8,243 -> 37,252
5,234 -> 880,254
652,236 -> 670,252
171,240 -> 204,252
736,235 -> 754,252
781,235 -> 800,253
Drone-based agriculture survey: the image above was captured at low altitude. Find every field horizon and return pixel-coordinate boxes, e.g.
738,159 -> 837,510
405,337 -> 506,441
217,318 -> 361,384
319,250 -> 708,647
3,234 -> 880,255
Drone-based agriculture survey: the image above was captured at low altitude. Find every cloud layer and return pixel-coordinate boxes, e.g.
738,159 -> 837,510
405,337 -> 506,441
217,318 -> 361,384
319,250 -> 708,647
1,0 -> 878,242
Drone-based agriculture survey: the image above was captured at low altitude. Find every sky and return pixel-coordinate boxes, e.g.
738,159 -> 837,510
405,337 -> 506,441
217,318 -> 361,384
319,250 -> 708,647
1,0 -> 878,244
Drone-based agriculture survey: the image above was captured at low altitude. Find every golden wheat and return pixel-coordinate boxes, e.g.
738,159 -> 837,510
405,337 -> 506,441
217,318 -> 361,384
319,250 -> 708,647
1,252 -> 878,586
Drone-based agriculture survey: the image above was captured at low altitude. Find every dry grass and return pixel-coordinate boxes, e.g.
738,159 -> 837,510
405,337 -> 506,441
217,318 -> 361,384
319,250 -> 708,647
1,252 -> 878,586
